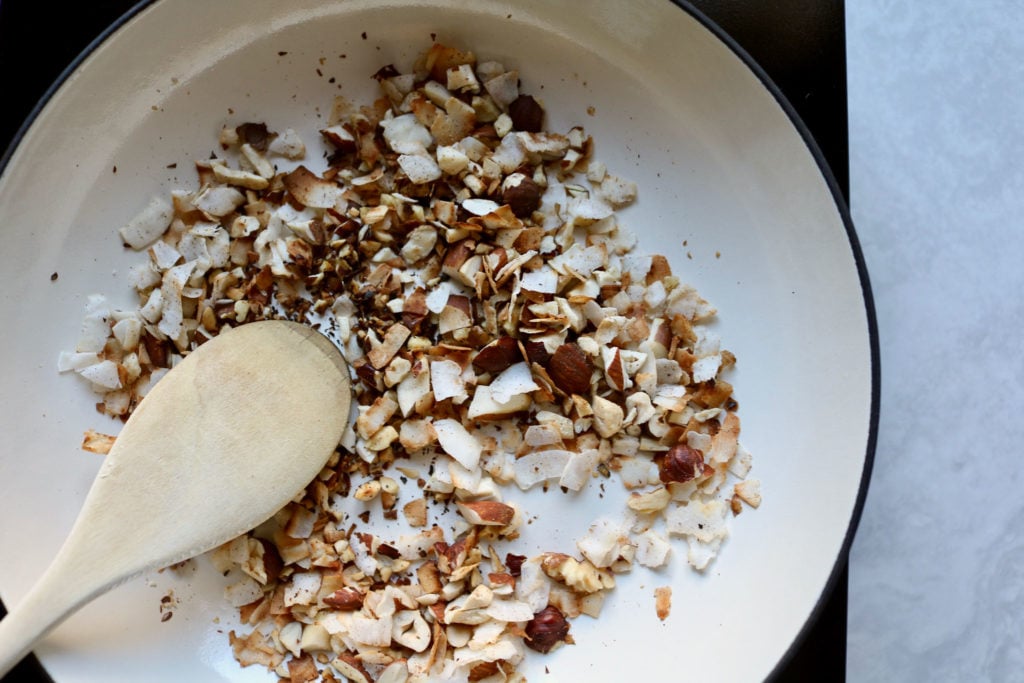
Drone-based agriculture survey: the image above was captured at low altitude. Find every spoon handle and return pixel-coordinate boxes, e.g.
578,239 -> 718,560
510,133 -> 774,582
0,540 -> 119,678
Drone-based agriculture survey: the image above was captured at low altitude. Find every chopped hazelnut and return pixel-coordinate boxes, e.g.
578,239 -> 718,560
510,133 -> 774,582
524,605 -> 570,653
508,94 -> 544,133
659,443 -> 705,484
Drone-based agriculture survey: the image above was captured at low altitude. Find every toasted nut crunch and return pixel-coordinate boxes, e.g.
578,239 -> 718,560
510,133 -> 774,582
61,40 -> 756,682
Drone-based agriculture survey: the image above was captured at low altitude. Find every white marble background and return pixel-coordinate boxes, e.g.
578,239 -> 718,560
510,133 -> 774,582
846,2 -> 1024,681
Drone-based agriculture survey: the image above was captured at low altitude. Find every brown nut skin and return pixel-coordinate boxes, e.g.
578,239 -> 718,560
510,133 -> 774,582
524,605 -> 570,653
547,343 -> 591,396
522,339 -> 551,366
257,539 -> 284,585
505,553 -> 527,577
502,176 -> 543,218
508,94 -> 545,132
323,587 -> 364,610
473,336 -> 520,374
235,122 -> 271,151
606,348 -> 626,391
659,443 -> 705,484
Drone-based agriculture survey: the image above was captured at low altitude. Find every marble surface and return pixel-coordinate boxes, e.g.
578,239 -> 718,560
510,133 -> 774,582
846,2 -> 1024,680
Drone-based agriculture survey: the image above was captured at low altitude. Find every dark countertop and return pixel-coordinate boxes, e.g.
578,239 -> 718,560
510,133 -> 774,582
0,1 -> 849,680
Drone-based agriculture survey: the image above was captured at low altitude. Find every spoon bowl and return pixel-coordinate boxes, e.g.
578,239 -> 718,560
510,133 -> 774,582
0,320 -> 351,677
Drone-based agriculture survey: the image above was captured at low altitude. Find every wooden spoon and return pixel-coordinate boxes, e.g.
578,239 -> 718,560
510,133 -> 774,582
0,320 -> 351,677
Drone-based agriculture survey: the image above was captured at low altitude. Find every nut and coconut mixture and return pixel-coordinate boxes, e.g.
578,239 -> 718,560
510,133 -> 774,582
59,43 -> 760,682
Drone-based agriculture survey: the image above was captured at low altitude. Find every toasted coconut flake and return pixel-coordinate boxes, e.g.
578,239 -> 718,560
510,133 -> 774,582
488,362 -> 539,404
729,442 -> 753,479
149,239 -> 182,270
467,384 -> 531,421
463,198 -> 502,216
734,479 -> 762,508
283,165 -> 343,209
229,629 -> 284,669
286,654 -> 319,683
284,571 -> 322,607
58,351 -> 100,373
396,360 -> 431,416
654,586 -> 672,621
558,449 -> 600,492
120,196 -> 173,249
434,418 -> 483,470
445,585 -> 494,625
156,261 -> 196,340
485,599 -> 534,623
401,225 -> 439,263
402,498 -> 428,527
490,133 -> 527,174
691,354 -> 722,383
79,360 -> 122,390
399,418 -> 437,451
81,429 -> 116,455
666,283 -> 717,321
194,185 -> 246,217
393,610 -> 432,652
382,113 -> 433,154
453,638 -> 521,667
576,517 -> 631,569
524,424 -> 563,447
377,662 -> 411,683
626,486 -> 671,515
394,527 -> 446,562
614,455 -> 660,489
369,323 -> 412,369
211,160 -> 269,190
332,653 -> 373,683
75,299 -> 112,353
432,96 -> 476,146
399,153 -> 443,184
484,70 -> 519,108
356,394 -> 400,440
685,536 -> 722,571
285,505 -> 318,539
224,576 -> 263,607
520,266 -> 558,294
431,359 -> 468,403
634,529 -> 672,569
512,450 -> 572,490
591,395 -> 624,439
666,499 -> 729,544
267,127 -> 305,158
349,613 -> 394,648
709,411 -> 741,465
